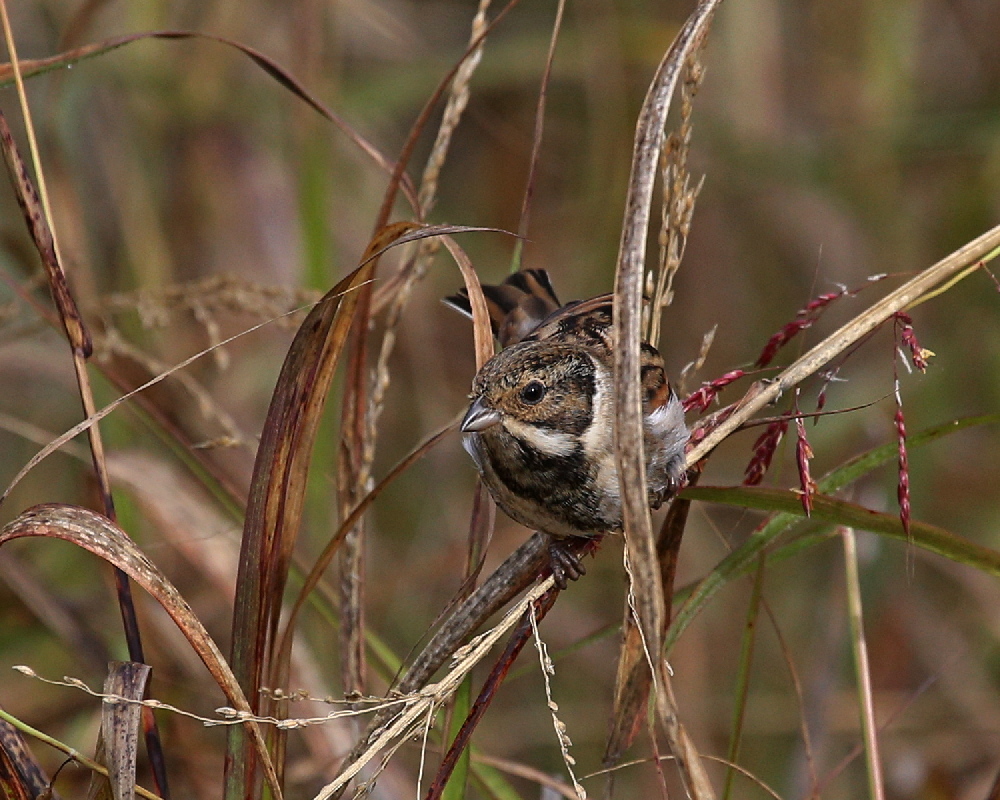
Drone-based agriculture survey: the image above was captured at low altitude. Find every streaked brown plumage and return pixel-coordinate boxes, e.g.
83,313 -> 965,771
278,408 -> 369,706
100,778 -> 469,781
447,269 -> 688,587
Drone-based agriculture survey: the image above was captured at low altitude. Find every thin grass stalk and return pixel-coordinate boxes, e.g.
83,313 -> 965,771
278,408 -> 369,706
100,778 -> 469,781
759,602 -> 819,792
0,10 -> 169,795
721,555 -> 765,800
841,527 -> 885,800
512,0 -> 567,269
470,752 -> 577,798
652,661 -> 716,799
0,305 -> 314,506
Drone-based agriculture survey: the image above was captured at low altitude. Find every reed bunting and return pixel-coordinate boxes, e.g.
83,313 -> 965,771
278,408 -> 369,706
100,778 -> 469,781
446,270 -> 688,588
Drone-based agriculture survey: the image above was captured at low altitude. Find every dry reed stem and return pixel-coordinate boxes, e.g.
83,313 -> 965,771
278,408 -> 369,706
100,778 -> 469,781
0,10 -> 172,791
314,577 -> 557,799
611,2 -> 721,796
841,527 -> 886,800
614,0 -> 719,675
653,660 -> 716,798
93,662 -> 151,800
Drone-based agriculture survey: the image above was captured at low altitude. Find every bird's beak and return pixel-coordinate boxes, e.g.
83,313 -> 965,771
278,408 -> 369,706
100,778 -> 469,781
461,396 -> 502,432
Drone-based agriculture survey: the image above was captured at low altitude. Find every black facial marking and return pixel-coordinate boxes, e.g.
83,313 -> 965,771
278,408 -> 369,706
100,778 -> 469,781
486,431 -> 612,532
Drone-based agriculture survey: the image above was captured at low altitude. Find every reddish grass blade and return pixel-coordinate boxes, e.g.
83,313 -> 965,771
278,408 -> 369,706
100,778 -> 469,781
424,589 -> 560,800
794,410 -> 816,516
743,418 -> 789,486
683,369 -> 746,413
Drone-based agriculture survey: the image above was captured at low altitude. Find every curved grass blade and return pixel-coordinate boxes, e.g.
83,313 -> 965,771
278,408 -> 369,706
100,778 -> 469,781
613,0 -> 720,673
228,221 -> 417,795
231,222 -> 482,793
0,30 -> 416,211
0,504 -> 281,799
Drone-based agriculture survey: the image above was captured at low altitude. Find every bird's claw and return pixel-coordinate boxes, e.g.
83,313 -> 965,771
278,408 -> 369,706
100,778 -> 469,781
548,538 -> 587,590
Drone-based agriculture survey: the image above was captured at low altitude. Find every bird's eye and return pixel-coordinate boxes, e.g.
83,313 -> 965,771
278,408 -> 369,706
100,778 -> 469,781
520,380 -> 546,405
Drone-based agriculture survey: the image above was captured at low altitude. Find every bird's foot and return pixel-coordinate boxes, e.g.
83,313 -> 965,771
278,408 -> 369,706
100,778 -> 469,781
547,537 -> 587,590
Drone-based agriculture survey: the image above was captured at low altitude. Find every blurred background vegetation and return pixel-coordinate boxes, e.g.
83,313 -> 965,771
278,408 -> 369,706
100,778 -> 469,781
1,0 -> 999,798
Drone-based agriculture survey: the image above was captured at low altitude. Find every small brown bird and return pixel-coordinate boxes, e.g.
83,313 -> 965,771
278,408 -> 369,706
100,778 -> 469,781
446,270 -> 688,588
